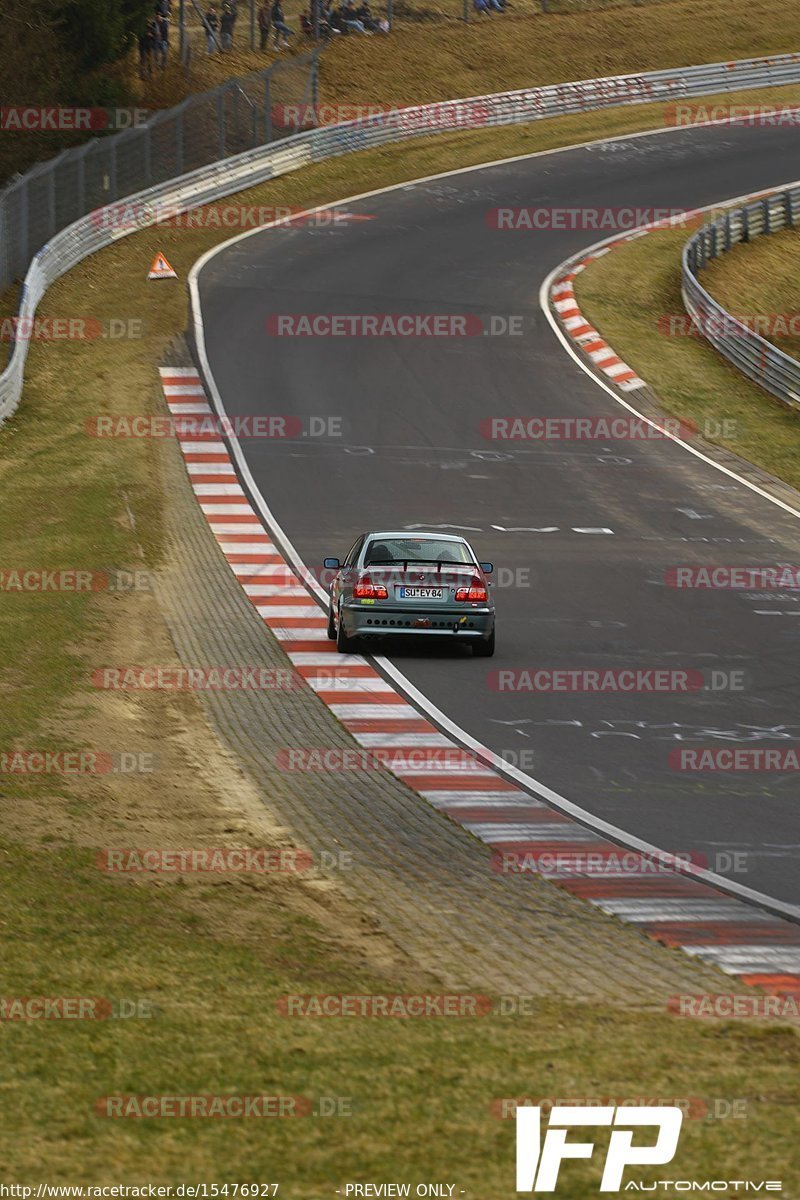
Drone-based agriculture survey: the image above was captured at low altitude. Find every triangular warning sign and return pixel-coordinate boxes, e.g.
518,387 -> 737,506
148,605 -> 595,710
148,252 -> 177,280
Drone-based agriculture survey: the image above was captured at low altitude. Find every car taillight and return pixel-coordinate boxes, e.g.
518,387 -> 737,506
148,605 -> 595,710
354,574 -> 388,600
455,577 -> 488,603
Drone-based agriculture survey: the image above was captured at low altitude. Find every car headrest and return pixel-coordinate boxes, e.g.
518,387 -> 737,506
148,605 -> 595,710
366,542 -> 392,564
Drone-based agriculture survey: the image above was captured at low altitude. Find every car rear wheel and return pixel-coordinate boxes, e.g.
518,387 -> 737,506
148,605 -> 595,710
472,628 -> 495,658
336,607 -> 360,654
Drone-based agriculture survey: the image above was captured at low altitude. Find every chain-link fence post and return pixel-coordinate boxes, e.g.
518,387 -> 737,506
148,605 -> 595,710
311,52 -> 320,113
265,74 -> 273,143
217,89 -> 226,157
179,0 -> 186,58
47,165 -> 57,240
109,138 -> 118,203
18,178 -> 29,274
176,106 -> 185,173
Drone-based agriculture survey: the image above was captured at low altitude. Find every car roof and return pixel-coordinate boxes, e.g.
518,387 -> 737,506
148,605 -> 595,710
363,531 -> 470,543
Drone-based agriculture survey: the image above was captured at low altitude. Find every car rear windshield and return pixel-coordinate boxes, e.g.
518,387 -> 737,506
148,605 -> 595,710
364,538 -> 473,565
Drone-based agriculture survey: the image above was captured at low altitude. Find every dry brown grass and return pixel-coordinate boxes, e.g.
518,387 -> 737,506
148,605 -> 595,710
701,225 -> 800,361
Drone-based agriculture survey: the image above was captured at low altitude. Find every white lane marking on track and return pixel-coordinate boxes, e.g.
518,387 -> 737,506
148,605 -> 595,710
188,140 -> 800,926
539,203 -> 800,528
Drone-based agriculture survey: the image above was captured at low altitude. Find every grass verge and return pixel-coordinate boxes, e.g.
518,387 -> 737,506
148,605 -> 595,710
7,0 -> 800,185
141,0 -> 800,116
575,210 -> 800,489
2,105 -> 800,1185
701,224 -> 800,360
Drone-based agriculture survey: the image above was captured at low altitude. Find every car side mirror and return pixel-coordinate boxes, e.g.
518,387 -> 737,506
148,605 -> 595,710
323,557 -> 340,570
479,562 -> 494,574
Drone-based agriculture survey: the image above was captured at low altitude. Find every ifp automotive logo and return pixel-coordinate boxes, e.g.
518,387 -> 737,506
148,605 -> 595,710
516,1105 -> 682,1192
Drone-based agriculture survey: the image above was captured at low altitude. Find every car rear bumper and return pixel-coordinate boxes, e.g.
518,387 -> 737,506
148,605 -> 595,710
341,603 -> 494,639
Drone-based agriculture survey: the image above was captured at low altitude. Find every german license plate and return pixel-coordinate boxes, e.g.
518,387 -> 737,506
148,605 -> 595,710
399,586 -> 443,599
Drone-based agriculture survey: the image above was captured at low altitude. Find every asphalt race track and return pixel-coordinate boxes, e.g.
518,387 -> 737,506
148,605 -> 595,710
195,120 -> 800,908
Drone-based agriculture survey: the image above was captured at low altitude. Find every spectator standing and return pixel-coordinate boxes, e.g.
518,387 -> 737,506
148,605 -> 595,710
154,12 -> 169,66
258,0 -> 271,48
139,18 -> 157,77
220,1 -> 236,49
204,4 -> 219,51
270,0 -> 293,48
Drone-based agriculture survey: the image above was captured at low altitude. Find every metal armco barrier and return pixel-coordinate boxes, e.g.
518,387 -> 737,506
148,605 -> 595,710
3,51 -> 800,423
0,47 -> 323,295
682,182 -> 800,409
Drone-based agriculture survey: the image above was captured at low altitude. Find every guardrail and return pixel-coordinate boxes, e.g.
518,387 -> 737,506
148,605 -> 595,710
0,48 -> 323,297
4,50 -> 800,424
682,184 -> 800,409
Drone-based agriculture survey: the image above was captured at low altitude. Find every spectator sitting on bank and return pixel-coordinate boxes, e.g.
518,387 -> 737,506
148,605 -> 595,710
204,4 -> 219,50
328,5 -> 347,31
302,2 -> 336,36
338,1 -> 368,32
270,0 -> 293,48
355,2 -> 380,30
